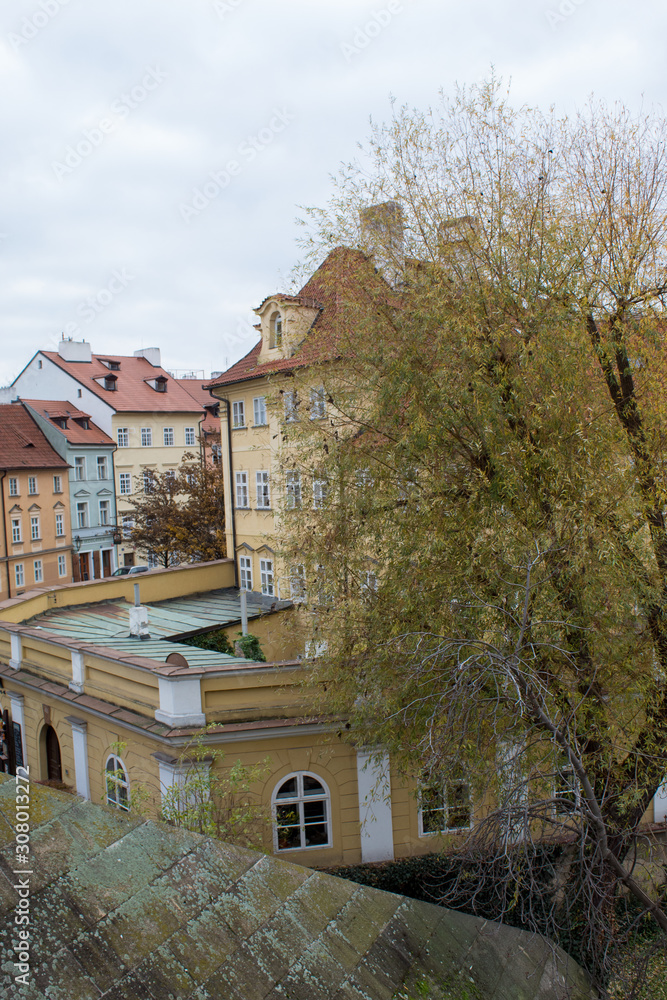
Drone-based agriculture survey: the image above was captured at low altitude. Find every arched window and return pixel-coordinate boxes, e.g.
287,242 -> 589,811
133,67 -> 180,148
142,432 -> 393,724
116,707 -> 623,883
105,754 -> 130,811
272,772 -> 331,851
269,312 -> 282,349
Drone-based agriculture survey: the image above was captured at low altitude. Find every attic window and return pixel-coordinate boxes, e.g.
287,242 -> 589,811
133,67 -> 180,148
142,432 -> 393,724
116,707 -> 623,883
100,359 -> 121,370
150,376 -> 168,393
55,418 -> 68,429
269,311 -> 282,349
76,418 -> 89,429
103,375 -> 118,391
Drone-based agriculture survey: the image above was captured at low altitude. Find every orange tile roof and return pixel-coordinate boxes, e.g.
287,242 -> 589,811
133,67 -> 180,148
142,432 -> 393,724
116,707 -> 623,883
174,379 -> 220,436
206,247 -> 387,390
0,404 -> 70,470
41,352 -> 206,414
21,400 -> 115,447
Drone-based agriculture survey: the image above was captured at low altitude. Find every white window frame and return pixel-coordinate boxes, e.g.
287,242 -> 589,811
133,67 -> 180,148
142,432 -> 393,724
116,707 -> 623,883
117,427 -> 129,447
96,456 -> 108,480
235,471 -> 249,508
76,502 -> 88,529
270,311 -> 282,349
184,426 -> 196,446
312,477 -> 327,509
232,400 -> 246,429
11,518 -> 21,544
256,471 -> 271,509
260,558 -> 274,597
253,396 -> 267,426
28,477 -> 37,495
289,564 -> 306,603
74,457 -> 86,481
105,753 -> 130,811
272,771 -> 332,852
8,477 -> 18,497
163,427 -> 174,446
122,516 -> 134,539
58,554 -> 67,577
14,563 -> 24,587
285,470 -> 301,509
99,500 -> 110,526
53,475 -> 62,493
55,512 -> 64,537
30,516 -> 40,541
143,471 -> 154,494
418,779 -> 472,836
284,390 -> 298,423
239,555 -> 253,591
141,427 -> 152,447
119,473 -> 132,495
33,559 -> 43,583
362,570 -> 378,594
310,386 -> 326,420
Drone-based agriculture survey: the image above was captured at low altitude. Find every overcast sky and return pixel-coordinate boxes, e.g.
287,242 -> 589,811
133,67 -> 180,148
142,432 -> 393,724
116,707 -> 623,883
0,0 -> 664,385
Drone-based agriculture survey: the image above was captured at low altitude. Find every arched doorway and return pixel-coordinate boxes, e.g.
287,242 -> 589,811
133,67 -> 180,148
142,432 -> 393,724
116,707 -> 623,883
44,725 -> 62,782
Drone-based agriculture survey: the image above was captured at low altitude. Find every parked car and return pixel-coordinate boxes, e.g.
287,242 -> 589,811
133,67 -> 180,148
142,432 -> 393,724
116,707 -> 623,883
112,566 -> 149,576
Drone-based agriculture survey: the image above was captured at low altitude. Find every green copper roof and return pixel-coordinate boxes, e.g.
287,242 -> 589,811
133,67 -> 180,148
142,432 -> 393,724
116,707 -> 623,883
0,778 -> 591,999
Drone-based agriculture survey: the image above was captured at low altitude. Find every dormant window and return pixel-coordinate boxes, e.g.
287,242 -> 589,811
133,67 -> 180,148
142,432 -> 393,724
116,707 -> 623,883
119,473 -> 131,495
28,477 -> 37,495
235,471 -> 249,508
239,555 -> 253,591
8,478 -> 18,496
14,564 -> 24,587
141,427 -> 152,447
272,772 -> 331,851
284,390 -> 298,423
117,428 -> 129,447
97,456 -> 108,480
105,754 -> 130,811
33,560 -> 43,583
53,475 -> 62,493
74,457 -> 86,481
55,513 -> 64,536
163,427 -> 174,446
256,471 -> 270,509
285,470 -> 301,508
30,516 -> 40,540
11,518 -> 21,543
253,396 -> 267,426
310,387 -> 326,420
418,780 -> 472,835
58,554 -> 67,576
232,401 -> 246,429
184,426 -> 196,446
260,558 -> 274,596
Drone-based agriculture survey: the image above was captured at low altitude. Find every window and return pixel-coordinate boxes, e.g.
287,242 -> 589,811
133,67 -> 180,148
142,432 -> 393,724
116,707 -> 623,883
103,375 -> 117,391
96,456 -> 108,480
76,502 -> 88,529
284,390 -> 298,422
105,754 -> 130,811
119,473 -> 132,495
239,555 -> 253,591
58,554 -> 67,577
362,570 -> 378,594
235,471 -> 249,508
99,500 -> 110,526
272,772 -> 331,851
30,516 -> 40,541
285,470 -> 301,509
33,560 -> 43,583
117,428 -> 129,447
418,780 -> 472,835
74,457 -> 86,481
11,518 -> 21,544
184,426 -> 196,446
143,471 -> 154,494
269,311 -> 282,349
8,478 -> 18,497
232,400 -> 246,429
28,477 -> 37,495
141,427 -> 152,447
163,427 -> 174,446
77,389 -> 82,398
122,516 -> 134,539
260,558 -> 274,597
355,468 -> 373,492
289,564 -> 306,602
253,396 -> 267,426
312,478 -> 327,509
55,512 -> 64,536
53,475 -> 62,493
310,387 -> 326,420
14,563 -> 24,588
211,443 -> 222,464
256,471 -> 270,509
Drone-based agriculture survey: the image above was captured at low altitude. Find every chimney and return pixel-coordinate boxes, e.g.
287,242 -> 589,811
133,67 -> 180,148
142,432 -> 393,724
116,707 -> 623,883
360,201 -> 404,284
134,348 -> 161,367
129,583 -> 150,639
58,338 -> 92,363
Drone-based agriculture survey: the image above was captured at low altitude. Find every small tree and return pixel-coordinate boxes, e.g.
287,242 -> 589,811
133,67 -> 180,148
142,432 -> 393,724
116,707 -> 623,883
125,469 -> 183,568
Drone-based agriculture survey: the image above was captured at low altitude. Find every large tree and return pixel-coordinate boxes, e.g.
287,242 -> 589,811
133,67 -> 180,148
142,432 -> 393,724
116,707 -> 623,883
282,81 -> 667,991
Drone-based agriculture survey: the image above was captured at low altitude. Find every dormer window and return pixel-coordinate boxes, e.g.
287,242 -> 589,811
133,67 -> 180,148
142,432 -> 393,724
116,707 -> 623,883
147,376 -> 168,393
270,312 -> 282,349
55,418 -> 68,429
100,359 -> 121,370
103,374 -> 118,391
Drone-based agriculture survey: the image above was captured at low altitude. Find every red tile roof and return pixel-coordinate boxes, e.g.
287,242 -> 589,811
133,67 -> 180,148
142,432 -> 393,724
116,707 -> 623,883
0,404 -> 70,470
174,379 -> 220,436
205,247 -> 387,389
41,352 -> 206,414
21,400 -> 115,447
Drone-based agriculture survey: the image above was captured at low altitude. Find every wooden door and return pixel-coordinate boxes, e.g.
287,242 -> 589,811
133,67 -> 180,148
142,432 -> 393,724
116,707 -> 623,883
102,549 -> 112,577
45,725 -> 62,782
92,550 -> 100,579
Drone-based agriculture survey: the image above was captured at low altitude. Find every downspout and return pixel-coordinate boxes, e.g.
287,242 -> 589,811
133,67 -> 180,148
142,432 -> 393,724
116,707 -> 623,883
0,471 -> 10,598
220,396 -> 238,587
197,413 -> 206,466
